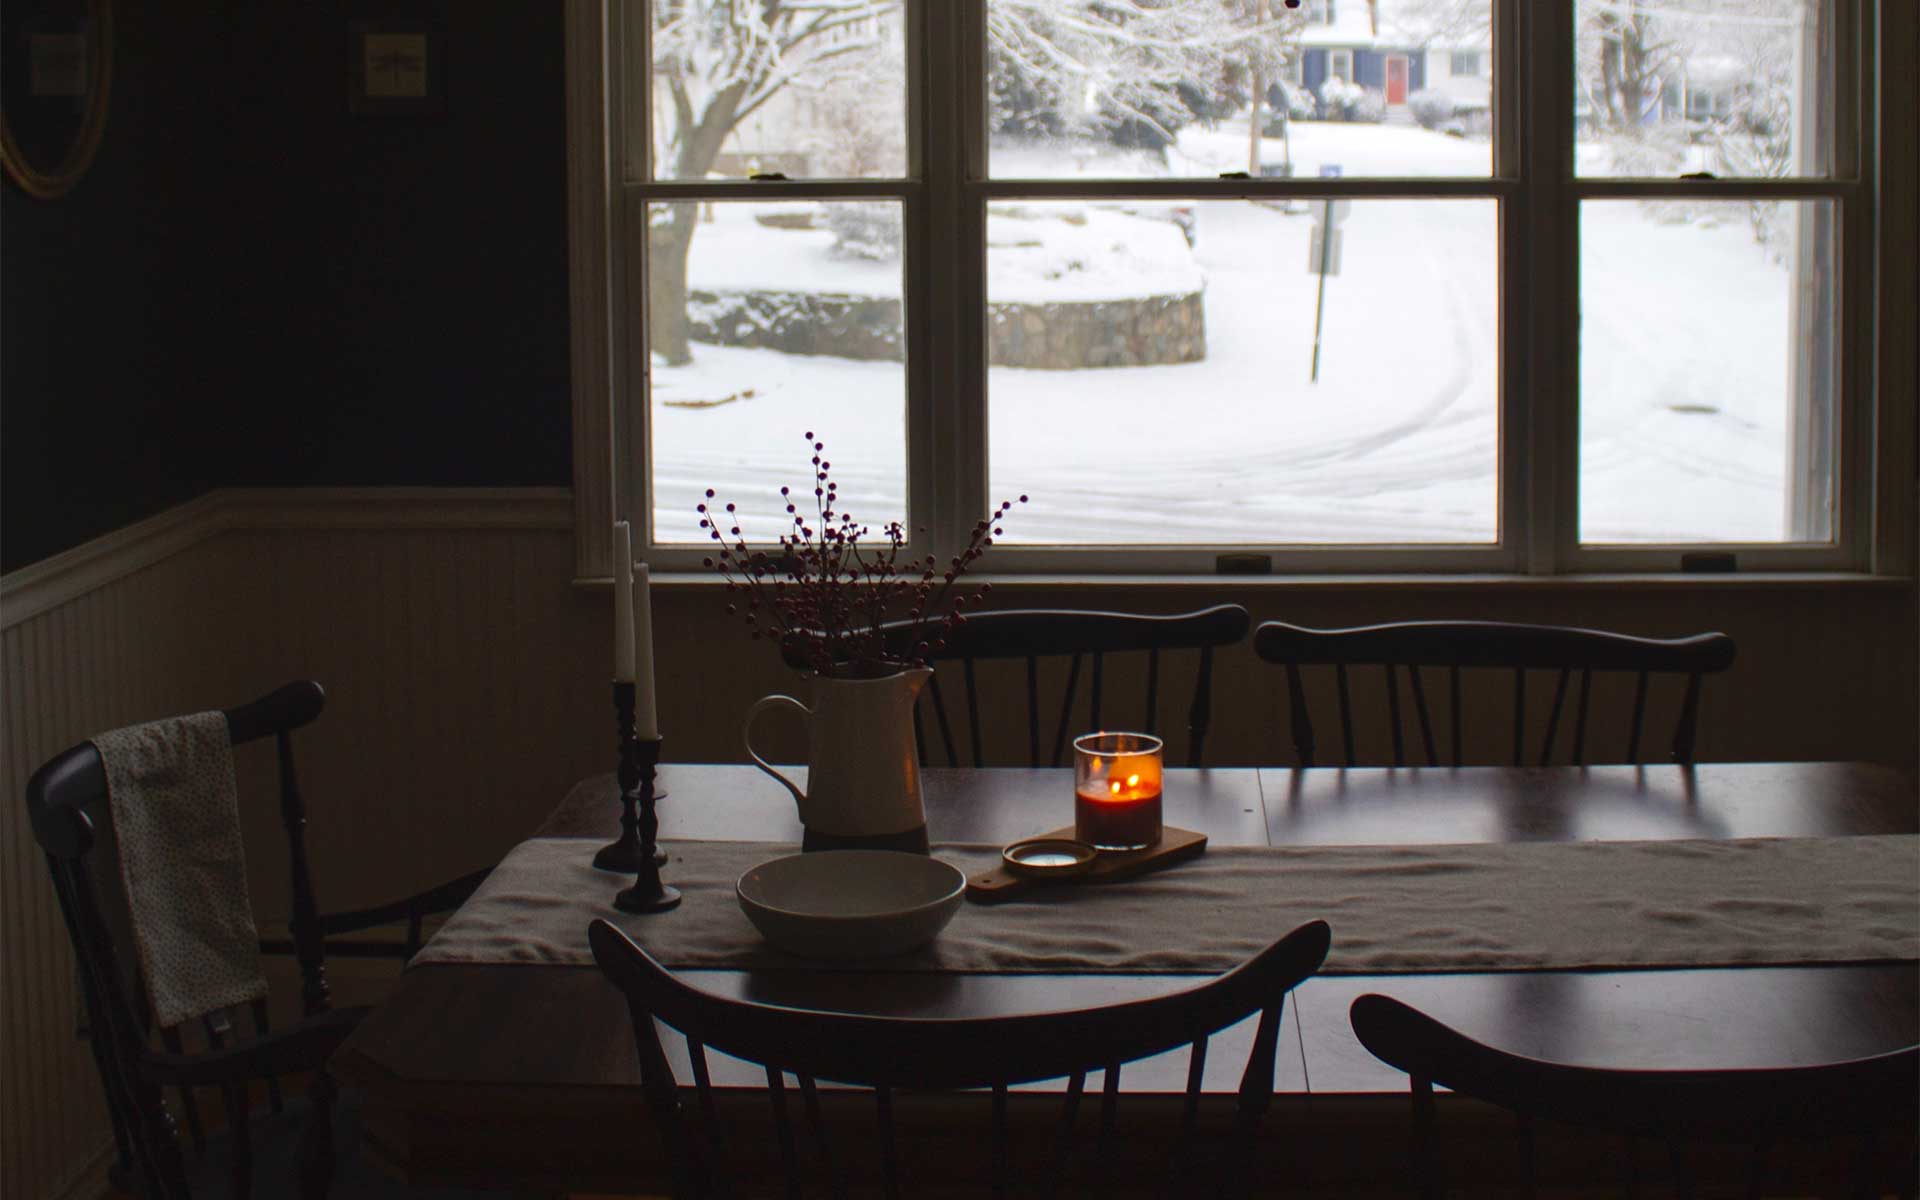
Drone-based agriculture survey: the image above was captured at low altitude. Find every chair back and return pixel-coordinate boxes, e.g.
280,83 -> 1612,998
26,681 -> 333,1192
782,605 -> 1251,767
1349,992 -> 1919,1199
1254,620 -> 1736,766
591,916 -> 1330,1199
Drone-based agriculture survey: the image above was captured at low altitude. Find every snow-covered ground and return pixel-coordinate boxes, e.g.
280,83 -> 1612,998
651,122 -> 1806,547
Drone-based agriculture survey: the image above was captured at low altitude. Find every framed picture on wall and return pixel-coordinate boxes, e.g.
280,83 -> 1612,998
348,19 -> 444,116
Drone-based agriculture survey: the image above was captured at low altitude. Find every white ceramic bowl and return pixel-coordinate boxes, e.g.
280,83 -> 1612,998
736,850 -> 966,960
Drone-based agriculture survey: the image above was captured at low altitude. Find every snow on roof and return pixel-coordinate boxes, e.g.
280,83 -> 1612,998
1299,2 -> 1380,48
1301,1 -> 1492,52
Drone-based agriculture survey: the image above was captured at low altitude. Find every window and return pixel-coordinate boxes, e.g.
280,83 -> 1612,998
571,1 -> 1906,578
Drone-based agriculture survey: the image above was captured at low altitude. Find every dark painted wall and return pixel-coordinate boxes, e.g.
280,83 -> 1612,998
2,2 -> 571,572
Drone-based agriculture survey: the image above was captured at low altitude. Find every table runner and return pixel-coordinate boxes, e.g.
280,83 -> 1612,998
412,835 -> 1919,975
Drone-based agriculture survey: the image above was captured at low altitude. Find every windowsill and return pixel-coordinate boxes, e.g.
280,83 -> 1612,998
577,571 -> 1912,591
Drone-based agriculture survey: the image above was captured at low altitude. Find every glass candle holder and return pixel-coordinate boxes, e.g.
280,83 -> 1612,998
1073,732 -> 1164,851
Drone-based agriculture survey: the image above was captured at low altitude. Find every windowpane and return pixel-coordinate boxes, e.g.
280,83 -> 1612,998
987,199 -> 1498,544
646,201 -> 906,543
641,0 -> 906,181
1574,0 -> 1832,179
986,0 -> 1491,179
1578,199 -> 1836,544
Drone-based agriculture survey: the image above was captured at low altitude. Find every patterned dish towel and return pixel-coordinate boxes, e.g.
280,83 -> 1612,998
93,712 -> 267,1028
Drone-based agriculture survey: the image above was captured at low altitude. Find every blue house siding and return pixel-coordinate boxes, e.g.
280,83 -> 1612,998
1302,47 -> 1425,97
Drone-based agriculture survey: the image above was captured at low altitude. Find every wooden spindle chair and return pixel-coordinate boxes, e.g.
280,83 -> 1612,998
787,606 -> 1251,768
26,681 -> 492,1199
1349,993 -> 1919,1200
1253,621 -> 1736,767
590,916 -> 1331,1200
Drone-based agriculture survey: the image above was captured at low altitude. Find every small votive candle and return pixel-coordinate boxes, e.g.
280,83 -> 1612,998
1073,732 -> 1164,851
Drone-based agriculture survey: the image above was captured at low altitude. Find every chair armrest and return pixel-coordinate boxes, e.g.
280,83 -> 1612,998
311,866 -> 493,937
138,1006 -> 368,1086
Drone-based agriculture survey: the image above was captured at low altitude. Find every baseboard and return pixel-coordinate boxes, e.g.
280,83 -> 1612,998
0,488 -> 574,630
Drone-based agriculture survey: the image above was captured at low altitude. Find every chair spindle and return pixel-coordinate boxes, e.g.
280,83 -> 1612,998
1050,653 -> 1084,767
766,1066 -> 801,1200
1409,666 -> 1438,767
1449,666 -> 1463,767
1386,663 -> 1406,767
964,659 -> 984,768
1025,656 -> 1041,767
992,1083 -> 1011,1200
928,676 -> 960,766
1511,668 -> 1526,767
1189,645 -> 1218,767
1143,648 -> 1161,736
1572,669 -> 1593,766
1627,670 -> 1650,763
797,1073 -> 846,1200
1089,653 -> 1105,731
876,1084 -> 900,1200
1284,663 -> 1315,768
1336,664 -> 1356,767
1540,668 -> 1571,767
158,1026 -> 207,1151
1045,1071 -> 1087,1200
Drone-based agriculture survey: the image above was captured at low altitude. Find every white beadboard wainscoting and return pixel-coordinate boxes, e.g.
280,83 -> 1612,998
2,488 -> 1914,1199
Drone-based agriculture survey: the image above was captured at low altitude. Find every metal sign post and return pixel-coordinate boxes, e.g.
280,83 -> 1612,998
1308,165 -> 1348,383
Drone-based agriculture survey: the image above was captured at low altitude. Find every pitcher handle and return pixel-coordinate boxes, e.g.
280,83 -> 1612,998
743,694 -> 810,807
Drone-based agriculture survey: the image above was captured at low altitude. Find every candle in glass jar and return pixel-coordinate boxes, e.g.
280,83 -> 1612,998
1073,732 -> 1164,851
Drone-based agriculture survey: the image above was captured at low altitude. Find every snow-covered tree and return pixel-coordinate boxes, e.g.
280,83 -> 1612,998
648,0 -> 898,364
986,0 -> 1304,153
649,0 -> 1306,364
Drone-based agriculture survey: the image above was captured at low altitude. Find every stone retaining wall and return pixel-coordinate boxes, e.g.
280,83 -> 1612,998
686,288 -> 1206,369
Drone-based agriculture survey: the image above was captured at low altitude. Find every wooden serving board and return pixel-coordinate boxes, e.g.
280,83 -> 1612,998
964,826 -> 1208,903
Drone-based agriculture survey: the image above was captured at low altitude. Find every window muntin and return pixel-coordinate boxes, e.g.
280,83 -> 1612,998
611,1 -> 1872,573
1450,50 -> 1482,76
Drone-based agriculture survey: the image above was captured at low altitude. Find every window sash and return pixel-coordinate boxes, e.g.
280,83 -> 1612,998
590,0 -> 1883,577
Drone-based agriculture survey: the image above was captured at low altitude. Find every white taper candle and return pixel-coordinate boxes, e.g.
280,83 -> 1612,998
613,521 -> 636,683
632,561 -> 660,739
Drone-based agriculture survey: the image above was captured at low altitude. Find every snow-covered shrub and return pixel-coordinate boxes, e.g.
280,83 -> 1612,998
1317,76 -> 1364,119
1278,81 -> 1317,121
822,203 -> 902,262
1317,79 -> 1384,123
1409,89 -> 1456,130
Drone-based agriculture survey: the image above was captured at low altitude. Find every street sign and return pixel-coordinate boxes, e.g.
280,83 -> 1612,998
1307,228 -> 1344,275
1321,199 -> 1353,225
1319,163 -> 1343,177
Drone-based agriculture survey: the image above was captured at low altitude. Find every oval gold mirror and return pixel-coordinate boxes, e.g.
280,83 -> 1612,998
1,0 -> 112,200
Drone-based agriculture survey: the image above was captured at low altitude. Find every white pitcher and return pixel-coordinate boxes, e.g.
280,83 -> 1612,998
743,667 -> 934,851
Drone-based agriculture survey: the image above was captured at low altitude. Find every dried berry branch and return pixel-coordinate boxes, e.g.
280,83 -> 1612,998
699,432 -> 1026,677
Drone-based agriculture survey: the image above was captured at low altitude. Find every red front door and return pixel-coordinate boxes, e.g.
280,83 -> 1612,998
1386,56 -> 1409,105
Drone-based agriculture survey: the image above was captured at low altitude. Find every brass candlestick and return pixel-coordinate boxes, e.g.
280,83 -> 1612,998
614,734 -> 680,913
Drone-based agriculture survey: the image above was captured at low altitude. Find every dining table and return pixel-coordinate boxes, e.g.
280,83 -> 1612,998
331,761 -> 1919,1194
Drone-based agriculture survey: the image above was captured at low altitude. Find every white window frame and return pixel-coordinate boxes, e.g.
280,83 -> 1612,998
567,0 -> 1913,582
1451,50 -> 1483,77
1328,48 -> 1355,84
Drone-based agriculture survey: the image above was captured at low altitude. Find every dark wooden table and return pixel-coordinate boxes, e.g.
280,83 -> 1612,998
334,763 -> 1918,1191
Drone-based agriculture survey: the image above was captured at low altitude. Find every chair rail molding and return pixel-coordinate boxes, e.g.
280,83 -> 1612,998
1,488 -> 575,628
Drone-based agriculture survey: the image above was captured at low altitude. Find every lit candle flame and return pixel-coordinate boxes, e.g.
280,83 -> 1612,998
1126,773 -> 1140,786
1109,779 -> 1121,794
